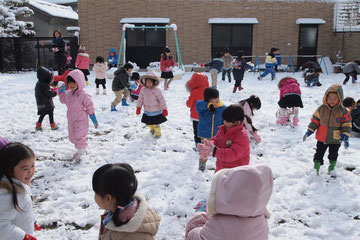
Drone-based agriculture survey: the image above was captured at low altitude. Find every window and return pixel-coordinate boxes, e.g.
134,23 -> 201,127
334,1 -> 360,32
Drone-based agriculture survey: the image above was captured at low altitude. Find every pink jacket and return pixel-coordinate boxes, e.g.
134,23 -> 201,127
75,53 -> 90,70
136,77 -> 167,112
240,101 -> 255,135
212,124 -> 250,172
93,62 -> 108,79
278,77 -> 301,100
186,165 -> 273,240
59,70 -> 95,149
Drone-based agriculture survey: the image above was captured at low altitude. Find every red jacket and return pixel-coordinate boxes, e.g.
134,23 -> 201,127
186,73 -> 209,120
160,55 -> 175,72
53,69 -> 70,90
212,124 -> 250,172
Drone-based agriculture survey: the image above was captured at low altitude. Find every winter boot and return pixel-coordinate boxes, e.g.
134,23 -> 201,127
103,89 -> 106,95
232,86 -> 237,93
111,104 -> 117,112
314,161 -> 321,175
73,149 -> 87,162
276,117 -> 288,125
293,117 -> 299,127
199,159 -> 206,172
121,99 -> 129,106
258,76 -> 263,80
238,83 -> 244,91
328,161 -> 337,174
154,126 -> 161,139
95,88 -> 100,95
35,122 -> 42,131
352,78 -> 357,84
148,125 -> 155,135
85,80 -> 90,86
50,122 -> 59,130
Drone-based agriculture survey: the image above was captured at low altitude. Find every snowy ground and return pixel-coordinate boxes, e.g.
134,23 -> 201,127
0,70 -> 360,240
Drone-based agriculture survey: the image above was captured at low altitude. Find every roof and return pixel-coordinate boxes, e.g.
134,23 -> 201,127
208,18 -> 259,24
296,18 -> 326,24
43,0 -> 77,4
28,0 -> 78,20
120,18 -> 170,24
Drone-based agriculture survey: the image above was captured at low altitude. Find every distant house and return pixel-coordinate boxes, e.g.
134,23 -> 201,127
43,0 -> 78,11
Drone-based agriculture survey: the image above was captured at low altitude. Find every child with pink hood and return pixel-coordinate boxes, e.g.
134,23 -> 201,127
185,164 -> 273,240
58,69 -> 98,161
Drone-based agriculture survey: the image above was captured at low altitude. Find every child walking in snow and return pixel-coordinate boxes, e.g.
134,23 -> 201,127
0,143 -> 37,240
185,164 -> 273,240
303,84 -> 351,175
129,72 -> 142,101
258,48 -> 277,81
160,47 -> 176,90
239,95 -> 262,143
92,163 -> 161,239
136,72 -> 168,139
342,60 -> 360,85
93,56 -> 108,95
222,48 -> 233,82
35,66 -> 59,131
195,88 -> 226,171
276,77 -> 303,127
75,44 -> 90,86
107,48 -> 119,69
111,63 -> 133,111
205,52 -> 224,88
58,69 -> 98,161
186,73 -> 209,150
232,50 -> 253,93
197,104 -> 250,173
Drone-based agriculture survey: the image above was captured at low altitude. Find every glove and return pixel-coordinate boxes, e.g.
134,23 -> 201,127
162,109 -> 168,117
52,87 -> 59,96
340,134 -> 349,149
136,107 -> 141,115
58,82 -> 65,94
194,200 -> 207,212
302,129 -> 314,141
208,104 -> 216,113
34,223 -> 42,231
89,114 -> 98,128
52,47 -> 59,53
24,234 -> 37,240
253,132 -> 261,143
197,139 -> 215,159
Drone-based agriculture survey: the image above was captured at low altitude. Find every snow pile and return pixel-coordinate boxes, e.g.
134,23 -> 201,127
28,0 -> 78,20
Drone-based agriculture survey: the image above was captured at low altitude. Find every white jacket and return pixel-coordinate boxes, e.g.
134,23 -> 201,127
0,177 -> 35,240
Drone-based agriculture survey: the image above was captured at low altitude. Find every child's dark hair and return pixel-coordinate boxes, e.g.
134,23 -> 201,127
204,87 -> 219,102
239,95 -> 261,115
92,163 -> 138,227
96,56 -> 104,63
354,60 -> 360,65
343,97 -> 355,108
224,48 -> 230,54
222,104 -> 244,123
237,50 -> 245,58
66,75 -> 76,86
162,47 -> 172,60
0,143 -> 34,211
123,63 -> 133,70
315,67 -> 322,73
215,52 -> 223,58
130,72 -> 140,81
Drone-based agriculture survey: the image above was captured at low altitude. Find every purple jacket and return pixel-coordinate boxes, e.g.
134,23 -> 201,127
278,77 -> 301,100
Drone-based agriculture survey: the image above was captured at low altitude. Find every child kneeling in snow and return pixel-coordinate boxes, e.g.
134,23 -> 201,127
58,69 -> 98,161
197,104 -> 250,173
238,95 -> 262,143
185,164 -> 273,240
276,77 -> 303,126
92,163 -> 161,239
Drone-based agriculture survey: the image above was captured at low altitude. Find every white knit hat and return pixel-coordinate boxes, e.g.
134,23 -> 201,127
78,44 -> 86,52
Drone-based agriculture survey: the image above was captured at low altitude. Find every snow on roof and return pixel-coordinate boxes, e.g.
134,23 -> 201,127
66,26 -> 80,31
120,18 -> 170,24
43,0 -> 77,4
208,18 -> 259,24
296,18 -> 326,24
28,0 -> 78,20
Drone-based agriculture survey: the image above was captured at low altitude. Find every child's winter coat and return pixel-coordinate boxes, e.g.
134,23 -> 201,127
342,62 -> 360,74
212,124 -> 250,172
35,66 -> 57,115
53,69 -> 70,90
107,48 -> 119,66
240,101 -> 256,135
93,62 -> 108,79
278,77 -> 301,100
350,103 -> 360,133
307,84 -> 351,144
233,57 -> 252,80
99,194 -> 161,240
136,75 -> 167,112
112,67 -> 130,91
186,73 -> 209,120
196,100 -> 225,139
75,53 -> 90,70
205,58 -> 224,73
185,164 -> 273,240
0,177 -> 35,240
130,80 -> 143,98
223,55 -> 233,70
265,54 -> 277,67
160,55 -> 175,72
59,70 -> 95,149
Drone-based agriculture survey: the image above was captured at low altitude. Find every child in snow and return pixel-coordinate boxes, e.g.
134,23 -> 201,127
52,29 -> 66,75
75,44 -> 90,86
107,48 -> 119,69
0,137 -> 9,150
304,67 -> 322,87
35,66 -> 59,131
276,77 -> 303,126
222,48 -> 233,82
343,97 -> 360,134
160,47 -> 176,90
0,143 -> 37,240
205,52 -> 224,88
129,72 -> 142,101
111,63 -> 133,111
93,56 -> 108,95
195,88 -> 226,171
185,164 -> 273,240
58,69 -> 98,161
274,48 -> 282,72
197,104 -> 250,173
92,163 -> 161,239
258,48 -> 277,81
303,84 -> 351,174
232,50 -> 253,93
301,60 -> 317,78
136,72 -> 168,139
239,95 -> 262,143
342,60 -> 360,85
343,97 -> 356,112
186,73 -> 209,150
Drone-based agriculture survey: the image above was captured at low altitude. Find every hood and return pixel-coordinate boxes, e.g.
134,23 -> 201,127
185,73 -> 209,92
95,62 -> 107,67
77,53 -> 89,58
68,69 -> 86,90
207,164 -> 273,217
140,73 -> 160,88
109,48 -> 116,53
323,83 -> 343,106
37,66 -> 53,84
278,77 -> 298,89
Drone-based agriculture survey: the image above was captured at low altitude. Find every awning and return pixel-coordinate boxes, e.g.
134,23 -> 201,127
296,18 -> 326,25
120,18 -> 170,24
208,18 -> 258,24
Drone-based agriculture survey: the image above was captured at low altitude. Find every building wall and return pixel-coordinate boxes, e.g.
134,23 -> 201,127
78,0 -> 358,65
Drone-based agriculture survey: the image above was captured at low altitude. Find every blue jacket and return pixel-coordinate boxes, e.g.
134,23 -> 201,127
275,54 -> 282,66
196,100 -> 226,138
108,48 -> 119,65
205,58 -> 224,73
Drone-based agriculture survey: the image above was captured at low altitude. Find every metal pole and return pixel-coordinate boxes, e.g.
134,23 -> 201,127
117,31 -> 126,69
173,30 -> 183,71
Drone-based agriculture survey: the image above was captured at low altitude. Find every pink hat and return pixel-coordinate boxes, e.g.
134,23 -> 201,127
78,44 -> 86,52
139,71 -> 160,88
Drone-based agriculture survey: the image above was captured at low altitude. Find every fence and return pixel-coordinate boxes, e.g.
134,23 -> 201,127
0,37 -> 78,72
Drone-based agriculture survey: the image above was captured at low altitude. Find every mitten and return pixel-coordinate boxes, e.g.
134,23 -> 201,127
52,87 -> 59,96
34,223 -> 42,231
24,234 -> 37,240
302,129 -> 314,141
253,132 -> 261,143
208,104 -> 216,113
136,107 -> 141,115
194,200 -> 207,212
52,47 -> 59,53
58,82 -> 65,94
162,109 -> 168,117
89,114 -> 98,128
340,134 -> 349,149
197,139 -> 215,159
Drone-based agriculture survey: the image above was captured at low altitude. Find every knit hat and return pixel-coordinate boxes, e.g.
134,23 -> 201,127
79,44 -> 86,53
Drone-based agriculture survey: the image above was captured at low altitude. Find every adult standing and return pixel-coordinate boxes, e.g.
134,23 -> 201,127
52,29 -> 66,75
